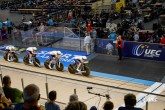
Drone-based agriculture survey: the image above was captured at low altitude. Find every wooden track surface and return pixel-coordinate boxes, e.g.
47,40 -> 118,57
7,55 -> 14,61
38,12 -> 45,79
0,59 -> 164,110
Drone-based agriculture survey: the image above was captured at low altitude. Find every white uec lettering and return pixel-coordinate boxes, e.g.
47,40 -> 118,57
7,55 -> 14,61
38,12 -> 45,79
145,49 -> 161,55
155,50 -> 162,55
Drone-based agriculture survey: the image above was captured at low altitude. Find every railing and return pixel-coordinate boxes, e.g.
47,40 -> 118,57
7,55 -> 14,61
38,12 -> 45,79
0,64 -> 164,110
12,25 -> 94,52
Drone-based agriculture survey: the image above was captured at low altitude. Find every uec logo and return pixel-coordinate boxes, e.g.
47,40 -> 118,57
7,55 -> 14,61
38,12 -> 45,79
132,44 -> 162,57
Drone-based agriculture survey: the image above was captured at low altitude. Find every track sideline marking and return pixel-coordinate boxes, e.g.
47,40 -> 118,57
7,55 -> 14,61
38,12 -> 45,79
0,56 -> 155,86
114,82 -> 165,110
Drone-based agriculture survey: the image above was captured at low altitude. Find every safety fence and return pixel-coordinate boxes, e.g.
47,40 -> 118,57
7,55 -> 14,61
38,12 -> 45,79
0,64 -> 164,110
11,25 -> 94,52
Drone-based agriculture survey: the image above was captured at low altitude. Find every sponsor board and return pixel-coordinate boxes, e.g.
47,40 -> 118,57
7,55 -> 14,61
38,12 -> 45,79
37,47 -> 92,67
123,42 -> 165,61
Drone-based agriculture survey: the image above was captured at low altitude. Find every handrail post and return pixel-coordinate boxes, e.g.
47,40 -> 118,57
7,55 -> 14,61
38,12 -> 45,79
0,74 -> 3,86
0,66 -> 3,86
74,88 -> 76,94
146,101 -> 148,110
21,78 -> 24,90
45,75 -> 49,99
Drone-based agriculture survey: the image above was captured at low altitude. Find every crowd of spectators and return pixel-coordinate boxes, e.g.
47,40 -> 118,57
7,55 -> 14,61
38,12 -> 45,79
1,0 -> 165,46
0,75 -> 146,110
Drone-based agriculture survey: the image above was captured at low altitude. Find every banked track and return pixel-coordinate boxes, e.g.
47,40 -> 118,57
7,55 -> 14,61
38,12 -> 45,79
0,59 -> 165,110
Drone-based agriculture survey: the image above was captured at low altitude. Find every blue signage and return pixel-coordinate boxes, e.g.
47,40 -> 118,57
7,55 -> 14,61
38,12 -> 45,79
37,47 -> 92,67
123,42 -> 165,61
95,38 -> 165,62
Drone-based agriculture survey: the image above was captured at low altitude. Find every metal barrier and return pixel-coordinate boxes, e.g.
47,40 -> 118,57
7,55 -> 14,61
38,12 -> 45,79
10,25 -> 96,53
0,64 -> 164,110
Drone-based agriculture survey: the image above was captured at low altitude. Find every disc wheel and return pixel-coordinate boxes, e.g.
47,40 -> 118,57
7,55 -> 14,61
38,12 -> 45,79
56,62 -> 64,71
68,64 -> 76,74
81,66 -> 90,76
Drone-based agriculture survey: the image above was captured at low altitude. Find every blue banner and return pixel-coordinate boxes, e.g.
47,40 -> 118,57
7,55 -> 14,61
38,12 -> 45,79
95,39 -> 114,53
123,42 -> 165,61
36,47 -> 92,67
95,38 -> 165,61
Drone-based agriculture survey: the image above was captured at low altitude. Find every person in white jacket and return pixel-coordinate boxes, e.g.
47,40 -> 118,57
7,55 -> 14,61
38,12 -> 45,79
84,33 -> 92,55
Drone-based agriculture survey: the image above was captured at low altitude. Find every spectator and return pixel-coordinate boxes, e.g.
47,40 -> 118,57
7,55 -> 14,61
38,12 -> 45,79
116,35 -> 123,60
1,27 -> 7,40
69,94 -> 78,102
0,94 -> 10,110
6,19 -> 12,34
108,30 -> 117,41
71,18 -> 76,25
92,28 -> 97,39
97,28 -> 104,38
0,86 -> 11,104
157,27 -> 163,38
2,75 -> 23,103
14,84 -> 42,110
65,101 -> 87,110
68,10 -> 73,21
106,41 -> 114,55
22,15 -> 26,22
118,93 -> 143,110
160,34 -> 165,45
92,28 -> 97,52
133,32 -> 139,42
0,20 -> 2,30
48,17 -> 54,27
38,22 -> 45,33
103,101 -> 114,110
45,90 -> 60,110
87,21 -> 91,33
90,106 -> 97,110
84,33 -> 92,56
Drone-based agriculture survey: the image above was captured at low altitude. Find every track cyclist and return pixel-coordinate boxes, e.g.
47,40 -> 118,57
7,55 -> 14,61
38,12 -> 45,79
5,45 -> 16,61
74,56 -> 88,73
26,47 -> 37,64
48,51 -> 62,69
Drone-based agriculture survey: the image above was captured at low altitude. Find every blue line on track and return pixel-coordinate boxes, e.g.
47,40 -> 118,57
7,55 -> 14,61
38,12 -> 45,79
0,56 -> 155,86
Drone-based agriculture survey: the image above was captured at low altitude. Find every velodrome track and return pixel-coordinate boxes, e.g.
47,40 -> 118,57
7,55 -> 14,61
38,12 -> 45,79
0,59 -> 165,110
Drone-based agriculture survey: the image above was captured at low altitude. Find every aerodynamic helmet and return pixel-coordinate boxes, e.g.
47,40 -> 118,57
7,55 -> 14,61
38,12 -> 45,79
57,51 -> 62,55
82,56 -> 87,60
33,47 -> 37,51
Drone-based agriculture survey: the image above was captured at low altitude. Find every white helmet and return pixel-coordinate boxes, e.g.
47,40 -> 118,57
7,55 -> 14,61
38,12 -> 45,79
82,56 -> 87,60
50,51 -> 57,55
33,47 -> 37,51
57,51 -> 62,55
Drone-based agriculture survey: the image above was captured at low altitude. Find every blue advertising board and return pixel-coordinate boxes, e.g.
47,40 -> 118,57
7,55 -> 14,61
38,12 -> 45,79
96,38 -> 165,62
95,39 -> 114,53
36,47 -> 92,67
123,42 -> 165,61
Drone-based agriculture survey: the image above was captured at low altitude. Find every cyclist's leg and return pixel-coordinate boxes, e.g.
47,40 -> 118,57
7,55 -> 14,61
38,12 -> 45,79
48,55 -> 54,69
7,50 -> 11,61
27,51 -> 33,63
75,59 -> 81,72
